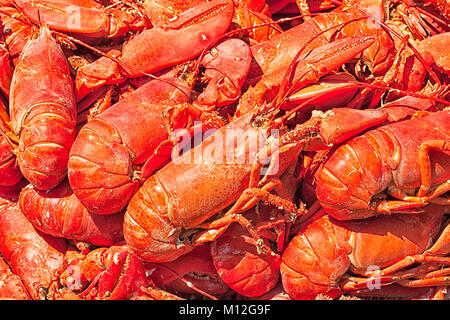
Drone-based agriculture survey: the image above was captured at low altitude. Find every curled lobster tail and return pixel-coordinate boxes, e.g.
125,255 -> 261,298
68,72 -> 192,215
10,27 -> 76,190
280,211 -> 350,300
210,212 -> 282,297
19,180 -> 124,246
315,109 -> 450,220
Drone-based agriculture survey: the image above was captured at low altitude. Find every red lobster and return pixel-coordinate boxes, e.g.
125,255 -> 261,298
7,0 -> 148,40
9,27 -> 76,190
210,162 -> 302,297
74,0 -> 234,100
313,109 -> 449,220
280,205 -> 449,299
0,198 -> 75,299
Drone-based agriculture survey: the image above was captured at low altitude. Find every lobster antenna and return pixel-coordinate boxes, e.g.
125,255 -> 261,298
352,2 -> 442,86
191,13 -> 312,76
280,79 -> 449,126
51,31 -> 192,101
414,6 -> 449,29
270,14 -> 370,112
348,81 -> 450,105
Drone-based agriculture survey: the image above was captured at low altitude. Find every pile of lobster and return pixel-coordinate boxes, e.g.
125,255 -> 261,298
0,0 -> 448,300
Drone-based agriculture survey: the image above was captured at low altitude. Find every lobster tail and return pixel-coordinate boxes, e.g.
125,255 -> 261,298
69,73 -> 191,215
68,117 -> 141,215
19,180 -> 125,246
17,102 -> 76,190
280,213 -> 351,299
124,174 -> 194,263
211,219 -> 281,297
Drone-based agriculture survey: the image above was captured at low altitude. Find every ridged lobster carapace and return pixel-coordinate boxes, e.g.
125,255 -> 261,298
235,5 -> 396,116
9,27 -> 77,190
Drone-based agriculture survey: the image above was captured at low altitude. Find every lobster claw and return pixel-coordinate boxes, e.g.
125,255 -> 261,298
193,38 -> 252,112
12,0 -> 147,39
74,0 -> 234,101
75,49 -> 125,102
282,72 -> 361,111
301,108 -> 388,151
79,248 -> 148,300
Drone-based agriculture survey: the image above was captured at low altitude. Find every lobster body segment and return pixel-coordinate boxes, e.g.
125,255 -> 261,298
19,180 -> 125,246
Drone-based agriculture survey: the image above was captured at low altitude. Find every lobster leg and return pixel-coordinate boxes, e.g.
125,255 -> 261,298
396,276 -> 450,288
195,184 -> 303,250
376,138 -> 450,214
196,211 -> 270,254
388,138 -> 450,204
219,187 -> 304,221
417,140 -> 450,197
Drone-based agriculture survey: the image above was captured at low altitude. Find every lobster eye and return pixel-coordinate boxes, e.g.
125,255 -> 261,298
251,112 -> 269,128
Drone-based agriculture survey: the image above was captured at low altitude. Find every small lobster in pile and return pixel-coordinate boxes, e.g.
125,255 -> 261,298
0,0 -> 448,301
